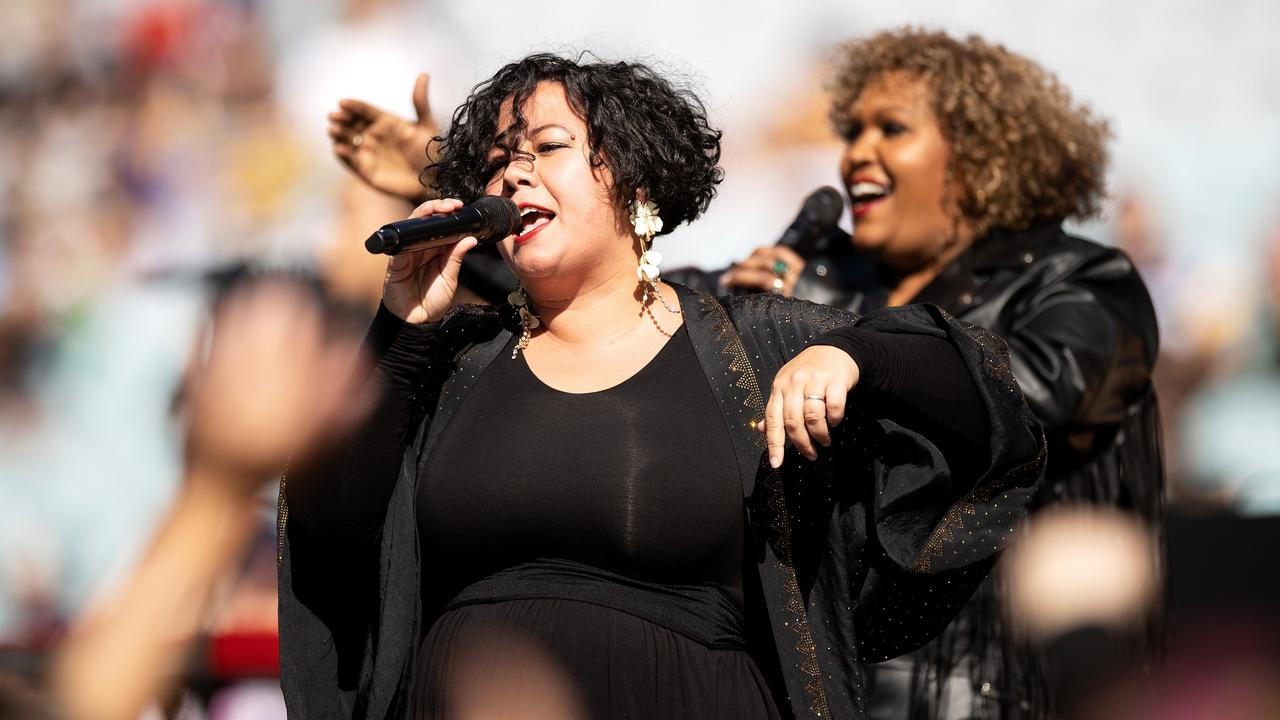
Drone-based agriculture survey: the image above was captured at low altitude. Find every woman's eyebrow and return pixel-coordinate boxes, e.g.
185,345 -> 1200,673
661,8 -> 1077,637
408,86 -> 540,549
491,123 -> 572,143
528,123 -> 572,135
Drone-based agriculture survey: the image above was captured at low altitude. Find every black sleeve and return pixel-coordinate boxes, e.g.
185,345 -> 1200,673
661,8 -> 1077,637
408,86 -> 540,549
285,304 -> 439,543
812,325 -> 989,466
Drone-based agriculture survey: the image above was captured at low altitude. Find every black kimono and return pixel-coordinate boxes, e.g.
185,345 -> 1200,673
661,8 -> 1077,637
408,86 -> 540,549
676,222 -> 1162,718
277,285 -> 1045,719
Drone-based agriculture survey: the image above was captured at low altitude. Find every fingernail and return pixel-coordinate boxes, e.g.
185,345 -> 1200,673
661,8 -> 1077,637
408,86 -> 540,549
769,454 -> 780,469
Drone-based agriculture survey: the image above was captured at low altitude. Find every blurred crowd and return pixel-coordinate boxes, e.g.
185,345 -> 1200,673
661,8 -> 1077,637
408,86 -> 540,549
1,0 -> 1279,718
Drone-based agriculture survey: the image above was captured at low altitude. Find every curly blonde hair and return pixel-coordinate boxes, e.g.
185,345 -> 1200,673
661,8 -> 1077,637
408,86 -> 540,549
830,28 -> 1110,234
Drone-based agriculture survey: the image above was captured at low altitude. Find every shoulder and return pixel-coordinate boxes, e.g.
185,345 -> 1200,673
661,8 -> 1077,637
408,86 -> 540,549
666,290 -> 860,369
979,224 -> 1153,313
1024,227 -> 1145,285
1038,229 -> 1154,311
720,292 -> 859,335
1001,226 -> 1160,356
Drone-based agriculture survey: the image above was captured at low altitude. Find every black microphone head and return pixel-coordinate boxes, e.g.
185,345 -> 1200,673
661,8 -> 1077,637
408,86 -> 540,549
778,186 -> 845,254
471,196 -> 521,244
365,227 -> 398,255
800,186 -> 844,228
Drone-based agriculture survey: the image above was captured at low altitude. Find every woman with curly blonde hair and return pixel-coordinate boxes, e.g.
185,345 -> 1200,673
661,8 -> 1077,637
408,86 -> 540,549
721,28 -> 1163,720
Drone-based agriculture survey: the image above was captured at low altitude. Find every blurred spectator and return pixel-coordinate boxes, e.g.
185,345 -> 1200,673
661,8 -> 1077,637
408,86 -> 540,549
0,0 -> 313,647
1003,505 -> 1159,720
1110,191 -> 1215,495
51,278 -> 370,720
1178,216 -> 1280,515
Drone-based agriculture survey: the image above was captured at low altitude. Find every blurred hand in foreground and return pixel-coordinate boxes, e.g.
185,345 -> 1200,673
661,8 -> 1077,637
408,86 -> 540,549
53,279 -> 372,720
1004,505 -> 1158,639
184,279 -> 373,495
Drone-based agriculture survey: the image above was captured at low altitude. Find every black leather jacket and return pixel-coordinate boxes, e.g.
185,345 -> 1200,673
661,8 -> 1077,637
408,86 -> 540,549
913,223 -> 1161,517
677,221 -> 1162,517
677,222 -> 1162,719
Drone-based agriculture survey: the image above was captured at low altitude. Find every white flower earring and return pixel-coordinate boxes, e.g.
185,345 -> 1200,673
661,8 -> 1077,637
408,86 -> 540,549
507,284 -> 539,359
631,198 -> 681,315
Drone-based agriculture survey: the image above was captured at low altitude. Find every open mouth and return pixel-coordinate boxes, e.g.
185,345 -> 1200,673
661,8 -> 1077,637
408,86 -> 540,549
516,205 -> 556,243
848,180 -> 891,212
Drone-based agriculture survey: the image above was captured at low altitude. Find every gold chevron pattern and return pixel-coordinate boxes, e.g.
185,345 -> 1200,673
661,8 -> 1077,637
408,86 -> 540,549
700,296 -> 832,719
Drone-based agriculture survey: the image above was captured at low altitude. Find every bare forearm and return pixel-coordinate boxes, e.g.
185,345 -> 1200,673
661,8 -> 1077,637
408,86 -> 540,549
52,469 -> 260,720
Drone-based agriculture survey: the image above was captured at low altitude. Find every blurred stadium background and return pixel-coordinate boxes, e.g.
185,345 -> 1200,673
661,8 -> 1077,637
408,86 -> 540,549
2,0 -> 1278,716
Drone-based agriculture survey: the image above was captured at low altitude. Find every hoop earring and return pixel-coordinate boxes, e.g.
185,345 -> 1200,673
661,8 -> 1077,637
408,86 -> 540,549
631,199 -> 681,315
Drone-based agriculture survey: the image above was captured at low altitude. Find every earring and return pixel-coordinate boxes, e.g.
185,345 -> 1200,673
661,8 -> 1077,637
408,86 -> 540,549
631,199 -> 681,315
506,285 -> 539,359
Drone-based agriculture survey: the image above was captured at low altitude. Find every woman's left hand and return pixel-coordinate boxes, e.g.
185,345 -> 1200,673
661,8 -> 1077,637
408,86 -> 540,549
759,345 -> 860,468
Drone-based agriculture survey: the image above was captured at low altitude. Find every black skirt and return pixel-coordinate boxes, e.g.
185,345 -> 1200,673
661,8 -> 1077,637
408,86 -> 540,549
411,597 -> 780,720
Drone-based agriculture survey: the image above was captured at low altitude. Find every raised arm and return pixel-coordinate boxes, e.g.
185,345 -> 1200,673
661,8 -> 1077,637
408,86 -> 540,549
328,72 -> 441,204
285,198 -> 477,543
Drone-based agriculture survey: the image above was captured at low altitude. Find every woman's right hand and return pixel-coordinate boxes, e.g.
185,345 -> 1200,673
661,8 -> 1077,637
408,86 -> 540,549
329,73 -> 440,202
382,198 -> 479,324
720,244 -> 806,296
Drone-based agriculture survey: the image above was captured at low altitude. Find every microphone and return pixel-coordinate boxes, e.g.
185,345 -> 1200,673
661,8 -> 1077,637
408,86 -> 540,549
776,186 -> 844,256
364,196 -> 521,256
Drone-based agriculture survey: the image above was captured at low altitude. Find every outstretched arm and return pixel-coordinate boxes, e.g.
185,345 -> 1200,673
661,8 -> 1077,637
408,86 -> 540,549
328,72 -> 441,203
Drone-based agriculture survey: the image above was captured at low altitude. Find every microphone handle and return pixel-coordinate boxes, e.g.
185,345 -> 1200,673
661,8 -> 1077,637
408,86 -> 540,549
776,221 -> 808,251
365,207 -> 489,255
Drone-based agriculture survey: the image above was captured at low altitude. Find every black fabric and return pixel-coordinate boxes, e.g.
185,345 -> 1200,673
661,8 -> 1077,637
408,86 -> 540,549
412,596 -> 781,720
443,558 -> 747,648
722,222 -> 1162,720
285,304 -> 437,544
409,322 -> 766,718
899,225 -> 1164,720
814,325 -> 989,459
417,324 -> 746,613
277,285 -> 1046,720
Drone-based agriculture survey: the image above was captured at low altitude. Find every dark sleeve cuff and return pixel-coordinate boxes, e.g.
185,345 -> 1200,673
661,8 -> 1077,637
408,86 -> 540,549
812,325 -> 989,451
367,303 -> 440,390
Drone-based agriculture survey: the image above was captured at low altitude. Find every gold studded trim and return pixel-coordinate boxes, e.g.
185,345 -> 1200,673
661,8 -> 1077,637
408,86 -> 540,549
700,295 -> 832,719
700,296 -> 766,445
276,466 -> 289,567
912,319 -> 1046,573
912,432 -> 1046,573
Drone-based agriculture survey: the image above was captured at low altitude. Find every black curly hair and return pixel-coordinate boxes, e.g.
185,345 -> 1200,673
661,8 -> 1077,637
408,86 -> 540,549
424,53 -> 724,236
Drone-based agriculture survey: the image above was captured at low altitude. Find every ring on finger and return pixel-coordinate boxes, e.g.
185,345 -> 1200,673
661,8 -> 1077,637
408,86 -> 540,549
771,259 -> 791,277
770,277 -> 785,293
351,134 -> 364,147
804,394 -> 826,402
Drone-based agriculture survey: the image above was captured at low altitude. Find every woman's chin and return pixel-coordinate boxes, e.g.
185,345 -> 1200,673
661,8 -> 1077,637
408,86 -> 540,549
850,230 -> 891,257
509,250 -> 565,283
